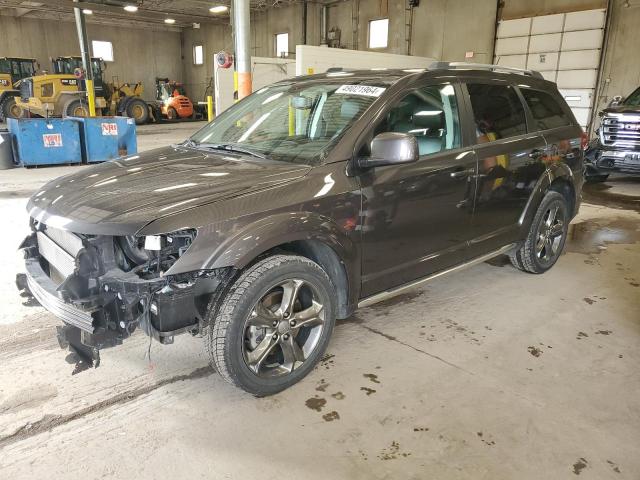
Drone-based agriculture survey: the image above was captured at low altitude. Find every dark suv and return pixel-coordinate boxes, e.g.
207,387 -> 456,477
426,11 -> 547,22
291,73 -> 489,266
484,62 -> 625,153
18,63 -> 584,395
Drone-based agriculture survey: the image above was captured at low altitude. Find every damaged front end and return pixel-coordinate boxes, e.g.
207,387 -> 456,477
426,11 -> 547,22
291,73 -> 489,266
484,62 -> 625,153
17,219 -> 232,367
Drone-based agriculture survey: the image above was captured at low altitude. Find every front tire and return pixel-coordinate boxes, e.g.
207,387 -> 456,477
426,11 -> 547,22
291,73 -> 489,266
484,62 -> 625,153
205,254 -> 336,396
1,96 -> 26,120
125,98 -> 150,125
510,191 -> 569,274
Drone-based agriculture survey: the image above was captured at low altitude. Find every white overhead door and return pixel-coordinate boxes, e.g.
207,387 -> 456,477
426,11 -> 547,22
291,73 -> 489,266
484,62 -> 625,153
494,8 -> 606,130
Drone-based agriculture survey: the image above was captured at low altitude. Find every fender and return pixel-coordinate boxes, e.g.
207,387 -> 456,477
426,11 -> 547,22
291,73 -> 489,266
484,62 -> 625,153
518,162 -> 576,230
0,89 -> 19,104
158,210 -> 361,313
201,211 -> 357,272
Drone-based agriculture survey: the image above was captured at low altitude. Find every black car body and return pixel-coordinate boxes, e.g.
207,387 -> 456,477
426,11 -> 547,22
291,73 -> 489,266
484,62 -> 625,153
585,86 -> 640,180
18,64 -> 585,394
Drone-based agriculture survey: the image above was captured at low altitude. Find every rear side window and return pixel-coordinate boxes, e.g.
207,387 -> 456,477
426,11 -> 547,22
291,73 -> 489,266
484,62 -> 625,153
521,89 -> 572,130
467,84 -> 527,143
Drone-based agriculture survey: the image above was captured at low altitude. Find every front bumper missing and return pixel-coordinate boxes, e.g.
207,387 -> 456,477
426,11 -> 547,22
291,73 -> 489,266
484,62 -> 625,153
18,232 -> 230,367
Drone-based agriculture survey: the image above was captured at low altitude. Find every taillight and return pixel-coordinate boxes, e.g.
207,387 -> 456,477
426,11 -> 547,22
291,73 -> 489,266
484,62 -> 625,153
580,132 -> 589,150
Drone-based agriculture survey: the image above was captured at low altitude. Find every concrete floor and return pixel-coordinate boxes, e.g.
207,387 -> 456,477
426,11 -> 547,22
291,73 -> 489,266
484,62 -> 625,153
0,123 -> 638,479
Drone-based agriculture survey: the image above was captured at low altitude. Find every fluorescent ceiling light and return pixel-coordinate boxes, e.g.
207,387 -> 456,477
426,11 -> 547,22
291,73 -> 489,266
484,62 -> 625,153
210,5 -> 228,13
83,9 -> 93,14
124,4 -> 138,12
164,18 -> 176,24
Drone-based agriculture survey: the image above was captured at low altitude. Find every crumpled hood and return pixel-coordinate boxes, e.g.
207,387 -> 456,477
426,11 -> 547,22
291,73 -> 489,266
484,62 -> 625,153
27,145 -> 310,235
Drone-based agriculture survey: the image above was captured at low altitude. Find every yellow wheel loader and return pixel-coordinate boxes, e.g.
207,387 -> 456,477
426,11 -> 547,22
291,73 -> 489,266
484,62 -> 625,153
7,56 -> 150,124
53,56 -> 150,124
0,57 -> 38,121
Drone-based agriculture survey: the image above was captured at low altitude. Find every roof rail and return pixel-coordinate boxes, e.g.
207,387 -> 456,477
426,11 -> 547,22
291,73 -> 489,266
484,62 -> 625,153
429,61 -> 544,79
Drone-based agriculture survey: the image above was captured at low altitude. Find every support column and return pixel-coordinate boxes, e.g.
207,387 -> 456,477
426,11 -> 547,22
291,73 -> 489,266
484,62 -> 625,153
233,0 -> 252,100
72,0 -> 96,116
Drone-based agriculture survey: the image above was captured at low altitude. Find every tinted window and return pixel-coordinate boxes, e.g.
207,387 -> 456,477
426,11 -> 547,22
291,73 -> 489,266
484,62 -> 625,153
377,84 -> 461,156
468,84 -> 527,142
522,89 -> 571,130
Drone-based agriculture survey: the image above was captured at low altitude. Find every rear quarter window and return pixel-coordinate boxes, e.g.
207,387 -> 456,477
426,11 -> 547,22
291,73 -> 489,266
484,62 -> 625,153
521,89 -> 572,131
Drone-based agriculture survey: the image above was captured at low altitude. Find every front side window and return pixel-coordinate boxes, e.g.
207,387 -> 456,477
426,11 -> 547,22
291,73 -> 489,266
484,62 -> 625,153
467,83 -> 527,143
376,84 -> 462,156
191,80 -> 390,165
521,89 -> 571,130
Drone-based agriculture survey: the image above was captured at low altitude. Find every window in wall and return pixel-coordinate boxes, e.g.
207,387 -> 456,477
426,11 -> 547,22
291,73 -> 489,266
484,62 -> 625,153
376,83 -> 461,156
521,89 -> 572,131
193,45 -> 204,65
467,84 -> 527,142
368,18 -> 389,49
275,33 -> 289,57
92,40 -> 114,62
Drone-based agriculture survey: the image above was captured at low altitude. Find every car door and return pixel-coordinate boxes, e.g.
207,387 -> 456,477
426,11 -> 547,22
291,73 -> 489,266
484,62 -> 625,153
519,87 -> 585,191
461,80 -> 548,258
358,81 -> 478,298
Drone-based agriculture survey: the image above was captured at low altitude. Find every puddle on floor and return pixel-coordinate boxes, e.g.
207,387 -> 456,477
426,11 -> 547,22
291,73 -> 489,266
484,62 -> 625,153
566,217 -> 640,255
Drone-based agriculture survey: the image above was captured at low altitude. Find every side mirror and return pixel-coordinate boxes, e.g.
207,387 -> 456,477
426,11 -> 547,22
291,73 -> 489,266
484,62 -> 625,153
358,132 -> 419,168
609,95 -> 623,107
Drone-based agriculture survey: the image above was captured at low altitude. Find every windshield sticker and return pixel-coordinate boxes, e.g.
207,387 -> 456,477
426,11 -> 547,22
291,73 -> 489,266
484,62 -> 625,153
335,85 -> 386,97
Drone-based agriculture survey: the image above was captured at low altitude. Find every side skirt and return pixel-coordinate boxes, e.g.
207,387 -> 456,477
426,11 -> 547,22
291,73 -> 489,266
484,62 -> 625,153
357,243 -> 517,309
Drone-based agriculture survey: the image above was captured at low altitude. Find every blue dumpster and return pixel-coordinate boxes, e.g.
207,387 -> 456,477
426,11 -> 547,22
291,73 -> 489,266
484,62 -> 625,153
72,116 -> 137,163
7,118 -> 82,166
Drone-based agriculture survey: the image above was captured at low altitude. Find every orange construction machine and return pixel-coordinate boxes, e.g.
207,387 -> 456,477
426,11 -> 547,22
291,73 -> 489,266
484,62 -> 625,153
155,78 -> 194,120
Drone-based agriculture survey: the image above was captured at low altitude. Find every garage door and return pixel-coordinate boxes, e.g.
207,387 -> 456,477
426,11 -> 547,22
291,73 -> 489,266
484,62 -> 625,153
494,9 -> 606,130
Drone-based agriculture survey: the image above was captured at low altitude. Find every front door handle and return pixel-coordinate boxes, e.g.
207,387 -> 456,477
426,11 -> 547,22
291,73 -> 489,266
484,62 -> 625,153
450,168 -> 475,179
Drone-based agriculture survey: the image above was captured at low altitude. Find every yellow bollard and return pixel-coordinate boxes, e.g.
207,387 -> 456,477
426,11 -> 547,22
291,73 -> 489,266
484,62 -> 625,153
288,98 -> 294,136
85,78 -> 97,117
207,95 -> 214,122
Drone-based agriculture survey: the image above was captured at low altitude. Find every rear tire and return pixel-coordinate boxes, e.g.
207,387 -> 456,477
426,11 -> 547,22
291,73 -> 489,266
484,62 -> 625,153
62,98 -> 90,118
205,254 -> 336,396
125,98 -> 149,125
510,191 -> 569,274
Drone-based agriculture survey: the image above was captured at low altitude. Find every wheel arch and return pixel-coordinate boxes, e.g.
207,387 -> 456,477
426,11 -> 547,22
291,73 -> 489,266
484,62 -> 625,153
266,239 -> 352,319
519,163 -> 577,229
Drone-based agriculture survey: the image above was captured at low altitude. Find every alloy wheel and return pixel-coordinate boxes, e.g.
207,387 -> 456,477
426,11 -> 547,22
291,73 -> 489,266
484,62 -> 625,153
242,279 -> 325,378
535,202 -> 565,264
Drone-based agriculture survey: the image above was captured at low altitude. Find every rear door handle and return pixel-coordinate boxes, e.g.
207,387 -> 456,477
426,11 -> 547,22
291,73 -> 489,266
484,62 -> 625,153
450,168 -> 475,178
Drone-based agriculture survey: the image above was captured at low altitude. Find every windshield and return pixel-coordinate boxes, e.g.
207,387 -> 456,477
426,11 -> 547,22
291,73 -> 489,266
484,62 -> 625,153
190,80 -> 389,165
623,87 -> 640,106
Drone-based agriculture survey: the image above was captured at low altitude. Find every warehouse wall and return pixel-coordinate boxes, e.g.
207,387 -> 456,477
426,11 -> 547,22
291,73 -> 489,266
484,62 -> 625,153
325,0 -> 497,62
181,0 -> 498,100
181,2 -> 321,101
0,16 -> 182,101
